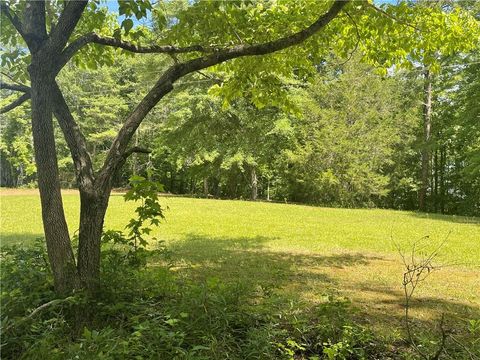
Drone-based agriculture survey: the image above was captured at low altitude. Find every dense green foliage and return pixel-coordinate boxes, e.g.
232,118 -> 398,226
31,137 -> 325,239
3,54 -> 479,214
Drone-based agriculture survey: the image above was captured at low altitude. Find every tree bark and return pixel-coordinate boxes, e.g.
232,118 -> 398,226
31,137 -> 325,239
29,70 -> 79,293
419,69 -> 432,212
76,189 -> 110,292
0,155 -> 15,187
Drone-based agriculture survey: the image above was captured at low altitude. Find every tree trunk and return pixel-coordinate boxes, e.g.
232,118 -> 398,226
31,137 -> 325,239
0,154 -> 15,187
440,147 -> 446,214
29,71 -> 79,293
132,129 -> 139,175
76,188 -> 110,292
203,177 -> 208,197
2,0 -> 347,296
17,163 -> 24,187
434,148 -> 439,213
267,178 -> 270,201
251,167 -> 258,201
419,69 -> 432,212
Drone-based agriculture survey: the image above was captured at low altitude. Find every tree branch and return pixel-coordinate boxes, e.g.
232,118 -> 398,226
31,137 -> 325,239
124,146 -> 151,159
57,33 -> 210,71
0,93 -> 30,114
0,2 -> 25,37
96,0 -> 349,190
2,296 -> 75,333
112,147 -> 151,178
50,81 -> 95,191
47,0 -> 88,55
336,11 -> 361,66
0,81 -> 30,92
22,1 -> 48,51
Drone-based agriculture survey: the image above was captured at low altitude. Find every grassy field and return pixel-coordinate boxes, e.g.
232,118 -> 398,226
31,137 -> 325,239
1,190 -> 479,337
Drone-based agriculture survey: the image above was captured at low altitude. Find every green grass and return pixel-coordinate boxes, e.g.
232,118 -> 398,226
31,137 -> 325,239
1,192 -> 479,334
1,192 -> 479,263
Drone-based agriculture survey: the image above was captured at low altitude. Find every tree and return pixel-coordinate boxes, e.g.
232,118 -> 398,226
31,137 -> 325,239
276,59 -> 419,207
0,0 -> 350,293
429,52 -> 480,215
0,0 -> 477,293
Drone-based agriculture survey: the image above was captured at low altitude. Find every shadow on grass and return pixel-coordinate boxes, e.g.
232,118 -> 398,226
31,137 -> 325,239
168,233 -> 374,288
168,233 -> 480,338
407,211 -> 480,225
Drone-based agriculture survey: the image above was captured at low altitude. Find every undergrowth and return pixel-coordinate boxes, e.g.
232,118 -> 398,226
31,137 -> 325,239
1,237 -> 479,359
0,237 -> 376,360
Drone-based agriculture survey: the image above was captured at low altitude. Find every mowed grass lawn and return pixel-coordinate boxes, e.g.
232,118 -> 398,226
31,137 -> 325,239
1,190 -> 479,335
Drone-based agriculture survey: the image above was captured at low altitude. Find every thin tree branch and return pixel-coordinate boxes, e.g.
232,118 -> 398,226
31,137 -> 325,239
2,297 -> 75,333
432,314 -> 448,360
336,11 -> 361,66
1,71 -> 27,87
114,147 -> 151,176
96,0 -> 349,190
124,146 -> 151,159
449,335 -> 478,360
0,93 -> 30,114
28,297 -> 74,319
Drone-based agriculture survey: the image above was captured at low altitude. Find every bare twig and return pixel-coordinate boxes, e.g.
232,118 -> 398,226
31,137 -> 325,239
449,335 -> 479,360
396,232 -> 452,360
2,296 -> 75,333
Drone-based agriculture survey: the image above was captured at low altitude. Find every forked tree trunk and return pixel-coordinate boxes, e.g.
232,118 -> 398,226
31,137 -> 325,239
419,69 -> 432,212
29,70 -> 79,293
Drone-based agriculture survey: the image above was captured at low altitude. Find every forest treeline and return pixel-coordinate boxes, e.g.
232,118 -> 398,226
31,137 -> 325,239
1,53 -> 479,216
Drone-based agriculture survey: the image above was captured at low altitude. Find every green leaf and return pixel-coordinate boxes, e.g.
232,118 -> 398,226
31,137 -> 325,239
122,19 -> 134,33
